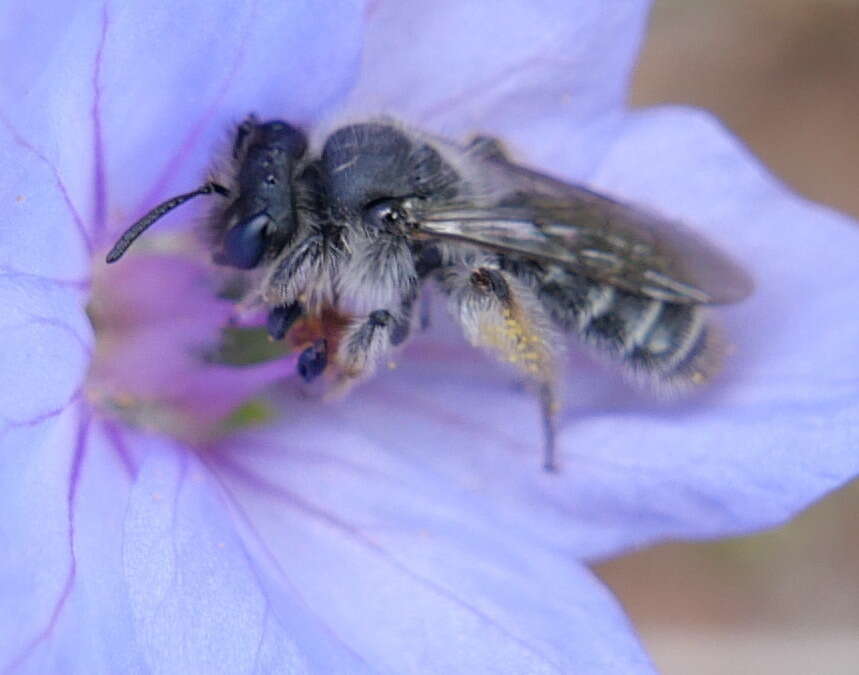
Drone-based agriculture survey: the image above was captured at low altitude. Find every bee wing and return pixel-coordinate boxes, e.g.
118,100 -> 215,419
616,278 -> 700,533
413,159 -> 753,305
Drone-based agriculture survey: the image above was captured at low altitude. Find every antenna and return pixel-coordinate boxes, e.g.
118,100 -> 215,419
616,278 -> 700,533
105,182 -> 229,263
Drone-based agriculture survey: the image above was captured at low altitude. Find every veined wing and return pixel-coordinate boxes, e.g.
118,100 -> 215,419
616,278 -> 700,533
411,155 -> 753,305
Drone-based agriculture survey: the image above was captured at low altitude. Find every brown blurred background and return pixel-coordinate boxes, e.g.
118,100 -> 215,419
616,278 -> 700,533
594,1 -> 859,673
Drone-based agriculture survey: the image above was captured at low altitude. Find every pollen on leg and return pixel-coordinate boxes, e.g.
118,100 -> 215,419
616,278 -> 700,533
479,304 -> 555,381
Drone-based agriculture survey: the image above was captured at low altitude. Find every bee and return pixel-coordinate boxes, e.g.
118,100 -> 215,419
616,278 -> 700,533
106,116 -> 752,471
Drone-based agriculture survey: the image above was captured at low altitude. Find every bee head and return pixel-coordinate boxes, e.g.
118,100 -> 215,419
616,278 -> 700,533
106,117 -> 308,268
219,118 -> 308,269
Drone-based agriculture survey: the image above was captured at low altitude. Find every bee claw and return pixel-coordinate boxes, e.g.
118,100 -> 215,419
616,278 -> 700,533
297,339 -> 328,382
267,302 -> 302,341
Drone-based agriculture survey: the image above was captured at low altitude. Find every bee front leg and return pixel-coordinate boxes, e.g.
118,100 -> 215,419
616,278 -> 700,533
336,307 -> 412,385
266,302 -> 302,340
298,338 -> 328,382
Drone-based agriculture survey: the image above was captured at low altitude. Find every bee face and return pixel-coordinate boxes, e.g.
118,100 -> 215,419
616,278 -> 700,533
107,117 -> 751,471
231,120 -> 306,219
217,117 -> 308,269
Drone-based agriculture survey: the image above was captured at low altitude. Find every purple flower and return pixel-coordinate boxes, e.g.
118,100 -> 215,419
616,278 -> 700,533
2,1 -> 858,672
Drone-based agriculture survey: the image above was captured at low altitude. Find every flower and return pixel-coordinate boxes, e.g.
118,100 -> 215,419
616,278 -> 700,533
2,0 -> 859,672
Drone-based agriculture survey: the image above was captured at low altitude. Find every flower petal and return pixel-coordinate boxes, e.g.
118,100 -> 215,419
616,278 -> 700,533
342,0 -> 650,177
0,410 -> 373,673
3,408 -> 654,672
0,405 -> 145,673
1,0 -> 364,252
207,434 -> 655,673
0,275 -> 90,425
0,115 -> 92,282
122,429 -> 370,674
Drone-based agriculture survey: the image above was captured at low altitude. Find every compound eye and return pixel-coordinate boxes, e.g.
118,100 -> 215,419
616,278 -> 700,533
220,212 -> 270,269
362,199 -> 404,231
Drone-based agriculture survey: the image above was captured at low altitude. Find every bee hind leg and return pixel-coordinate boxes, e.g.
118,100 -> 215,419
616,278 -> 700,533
539,382 -> 558,473
444,262 -> 563,471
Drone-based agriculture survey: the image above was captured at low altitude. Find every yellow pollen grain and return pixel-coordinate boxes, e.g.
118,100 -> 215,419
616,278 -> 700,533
480,307 -> 550,379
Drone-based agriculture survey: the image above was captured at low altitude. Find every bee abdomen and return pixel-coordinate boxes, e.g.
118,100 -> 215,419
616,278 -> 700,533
620,300 -> 716,387
536,268 -> 717,387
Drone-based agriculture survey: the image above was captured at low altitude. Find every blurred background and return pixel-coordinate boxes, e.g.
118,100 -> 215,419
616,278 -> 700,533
594,1 -> 859,672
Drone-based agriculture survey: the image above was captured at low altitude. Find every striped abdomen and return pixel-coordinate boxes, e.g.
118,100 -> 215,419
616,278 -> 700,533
534,265 -> 718,388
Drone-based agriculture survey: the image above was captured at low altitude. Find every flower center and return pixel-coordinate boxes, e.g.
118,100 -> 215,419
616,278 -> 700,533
85,248 -> 297,444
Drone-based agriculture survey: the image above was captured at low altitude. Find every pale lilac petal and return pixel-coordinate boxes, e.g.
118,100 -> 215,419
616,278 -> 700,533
0,409 -> 371,673
207,437 -> 655,673
0,405 -> 145,674
0,276 -> 90,425
2,407 -> 653,672
0,110 -> 91,282
121,429 -> 370,674
0,1 -> 363,253
0,11 -> 105,667
574,106 -> 859,547
342,0 -> 649,177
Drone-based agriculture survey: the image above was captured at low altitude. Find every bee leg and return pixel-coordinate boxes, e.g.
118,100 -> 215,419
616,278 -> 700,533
391,296 -> 416,347
266,301 -> 302,341
298,338 -> 328,382
466,135 -> 509,161
262,232 -> 330,310
445,263 -> 563,470
337,308 -> 411,383
413,244 -> 442,331
419,291 -> 432,331
539,383 -> 558,473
